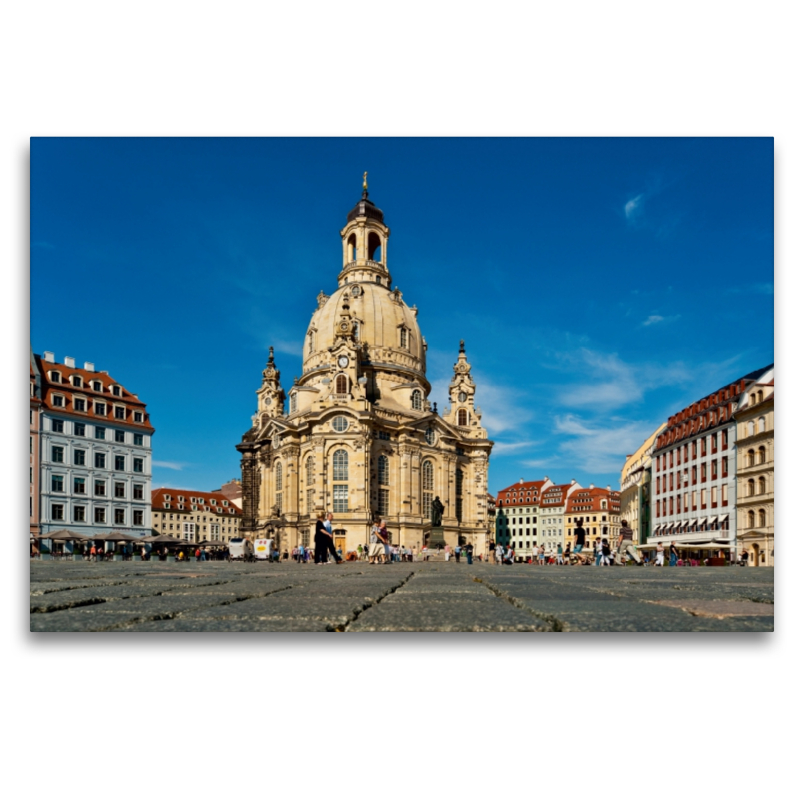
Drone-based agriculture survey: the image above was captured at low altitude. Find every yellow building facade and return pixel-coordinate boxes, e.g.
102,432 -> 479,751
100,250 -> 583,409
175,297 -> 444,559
734,376 -> 774,566
620,424 -> 665,544
237,186 -> 494,556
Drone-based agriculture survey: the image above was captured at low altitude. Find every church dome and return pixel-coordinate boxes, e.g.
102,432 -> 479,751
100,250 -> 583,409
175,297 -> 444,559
303,281 -> 426,379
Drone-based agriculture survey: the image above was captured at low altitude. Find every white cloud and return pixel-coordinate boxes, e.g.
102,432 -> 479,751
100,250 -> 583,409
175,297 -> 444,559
153,460 -> 187,471
270,338 -> 303,357
625,194 -> 643,220
492,440 -> 541,455
642,313 -> 681,326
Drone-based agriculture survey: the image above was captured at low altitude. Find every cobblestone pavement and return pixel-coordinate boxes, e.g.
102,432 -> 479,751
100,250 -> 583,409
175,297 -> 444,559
29,560 -> 774,632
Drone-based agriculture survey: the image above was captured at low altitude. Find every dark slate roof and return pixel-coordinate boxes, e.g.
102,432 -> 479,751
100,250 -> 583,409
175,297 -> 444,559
347,191 -> 384,223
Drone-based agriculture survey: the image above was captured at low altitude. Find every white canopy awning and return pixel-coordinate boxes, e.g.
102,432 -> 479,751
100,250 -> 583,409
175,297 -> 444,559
718,514 -> 729,522
696,517 -> 707,527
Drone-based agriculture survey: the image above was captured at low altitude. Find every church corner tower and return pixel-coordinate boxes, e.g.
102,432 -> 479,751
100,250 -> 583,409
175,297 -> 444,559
238,178 -> 494,556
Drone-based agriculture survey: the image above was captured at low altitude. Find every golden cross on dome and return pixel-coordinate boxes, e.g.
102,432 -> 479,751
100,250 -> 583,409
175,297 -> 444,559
363,171 -> 368,191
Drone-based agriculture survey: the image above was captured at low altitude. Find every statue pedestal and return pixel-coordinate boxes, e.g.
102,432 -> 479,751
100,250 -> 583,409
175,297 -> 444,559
428,526 -> 446,547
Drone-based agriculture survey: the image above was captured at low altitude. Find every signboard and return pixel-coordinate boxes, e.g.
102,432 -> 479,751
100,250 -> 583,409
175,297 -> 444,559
254,538 -> 273,560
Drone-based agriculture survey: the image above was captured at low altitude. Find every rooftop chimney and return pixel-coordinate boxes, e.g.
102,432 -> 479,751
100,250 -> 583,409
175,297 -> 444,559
84,362 -> 95,372
64,356 -> 75,368
519,478 -> 524,484
589,484 -> 595,489
43,351 -> 54,362
606,485 -> 611,491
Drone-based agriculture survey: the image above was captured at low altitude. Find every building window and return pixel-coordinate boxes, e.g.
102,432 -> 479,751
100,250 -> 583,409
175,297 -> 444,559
400,327 -> 408,349
134,412 -> 143,423
290,393 -> 297,413
50,371 -> 61,383
51,503 -> 64,520
73,506 -> 86,522
52,395 -> 65,407
112,386 -> 121,397
758,446 -> 766,464
95,479 -> 106,496
458,409 -> 468,426
308,330 -> 315,353
411,389 -> 422,410
92,381 -> 102,392
133,433 -> 143,446
748,510 -> 755,528
133,484 -> 143,500
747,479 -> 755,497
758,416 -> 766,433
51,474 -> 64,492
373,486 -> 389,517
333,449 -> 348,481
114,482 -> 125,498
114,430 -> 125,443
74,398 -> 86,412
758,509 -> 766,528
95,452 -> 106,469
306,488 -> 314,513
378,454 -> 389,485
335,375 -> 348,395
422,459 -> 434,519
133,458 -> 143,473
133,510 -> 144,526
747,449 -> 755,467
114,406 -> 125,420
758,477 -> 766,494
95,426 -> 106,439
333,484 -> 348,513
112,508 -> 124,524
275,462 -> 283,491
52,419 -> 64,433
114,455 -> 125,471
74,422 -> 85,437
95,403 -> 106,417
51,445 -> 64,463
74,477 -> 86,494
94,507 -> 106,523
74,449 -> 86,466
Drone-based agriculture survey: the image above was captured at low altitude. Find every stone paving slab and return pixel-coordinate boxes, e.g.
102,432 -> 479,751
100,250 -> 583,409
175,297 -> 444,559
30,561 -> 775,632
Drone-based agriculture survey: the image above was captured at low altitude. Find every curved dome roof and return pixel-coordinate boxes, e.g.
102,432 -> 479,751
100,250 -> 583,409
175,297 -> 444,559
303,281 -> 425,374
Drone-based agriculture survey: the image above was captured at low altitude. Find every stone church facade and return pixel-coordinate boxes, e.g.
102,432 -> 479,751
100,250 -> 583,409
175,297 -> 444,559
237,186 -> 494,555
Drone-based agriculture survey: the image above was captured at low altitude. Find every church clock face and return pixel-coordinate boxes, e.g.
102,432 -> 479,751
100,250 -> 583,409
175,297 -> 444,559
338,355 -> 349,368
265,396 -> 272,406
458,392 -> 467,402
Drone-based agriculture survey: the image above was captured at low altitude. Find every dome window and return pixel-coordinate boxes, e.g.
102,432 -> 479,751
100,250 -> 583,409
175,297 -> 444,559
332,416 -> 349,432
367,231 -> 382,261
400,327 -> 408,349
411,389 -> 422,410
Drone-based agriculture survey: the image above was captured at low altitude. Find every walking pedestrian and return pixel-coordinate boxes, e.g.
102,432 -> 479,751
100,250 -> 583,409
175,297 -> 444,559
601,538 -> 611,566
669,541 -> 679,567
617,519 -> 640,565
465,542 -> 473,564
538,545 -> 547,566
315,512 -> 342,564
556,543 -> 563,565
573,518 -> 588,564
655,542 -> 665,567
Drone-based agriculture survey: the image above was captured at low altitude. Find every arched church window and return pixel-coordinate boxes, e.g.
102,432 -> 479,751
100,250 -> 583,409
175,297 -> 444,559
335,375 -> 348,394
352,322 -> 359,340
308,330 -> 315,353
422,460 -> 434,519
455,468 -> 463,523
290,393 -> 297,413
411,389 -> 422,410
275,462 -> 283,492
333,449 -> 348,481
306,456 -> 314,486
748,510 -> 755,527
378,454 -> 389,485
758,509 -> 766,528
458,409 -> 468,426
347,233 -> 356,263
400,328 -> 408,349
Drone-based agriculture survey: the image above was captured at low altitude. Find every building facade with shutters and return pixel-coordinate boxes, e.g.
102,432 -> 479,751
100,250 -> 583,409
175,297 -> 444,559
649,365 -> 773,549
151,488 -> 242,543
237,185 -> 494,556
34,351 -> 155,540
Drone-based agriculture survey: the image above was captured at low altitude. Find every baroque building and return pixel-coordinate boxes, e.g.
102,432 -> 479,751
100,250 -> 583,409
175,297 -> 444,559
237,185 -> 494,555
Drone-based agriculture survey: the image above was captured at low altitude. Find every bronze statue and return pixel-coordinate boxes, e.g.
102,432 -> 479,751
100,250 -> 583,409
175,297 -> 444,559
431,496 -> 445,527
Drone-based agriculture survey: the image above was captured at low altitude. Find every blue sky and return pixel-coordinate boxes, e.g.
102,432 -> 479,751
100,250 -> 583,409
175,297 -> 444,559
30,137 -> 774,495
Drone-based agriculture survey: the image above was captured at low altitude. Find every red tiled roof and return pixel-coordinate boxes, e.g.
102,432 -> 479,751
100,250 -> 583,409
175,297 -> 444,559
566,487 -> 620,513
495,480 -> 547,507
34,354 -> 154,432
151,487 -> 243,516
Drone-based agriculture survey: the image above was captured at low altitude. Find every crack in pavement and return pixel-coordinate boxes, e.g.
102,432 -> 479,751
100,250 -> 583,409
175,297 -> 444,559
335,571 -> 416,632
472,576 -> 563,631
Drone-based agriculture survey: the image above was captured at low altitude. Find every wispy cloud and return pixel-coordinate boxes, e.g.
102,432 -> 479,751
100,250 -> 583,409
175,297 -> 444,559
492,440 -> 541,455
555,348 -> 691,410
642,313 -> 681,327
726,282 -> 774,295
554,414 -> 659,475
153,460 -> 188,471
270,338 -> 303,357
624,194 -> 644,221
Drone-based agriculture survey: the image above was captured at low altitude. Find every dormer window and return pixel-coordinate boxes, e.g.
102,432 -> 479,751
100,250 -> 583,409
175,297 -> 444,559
164,495 -> 171,501
50,371 -> 61,383
72,375 -> 82,387
92,381 -> 102,392
112,386 -> 121,397
178,495 -> 184,502
52,394 -> 65,407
